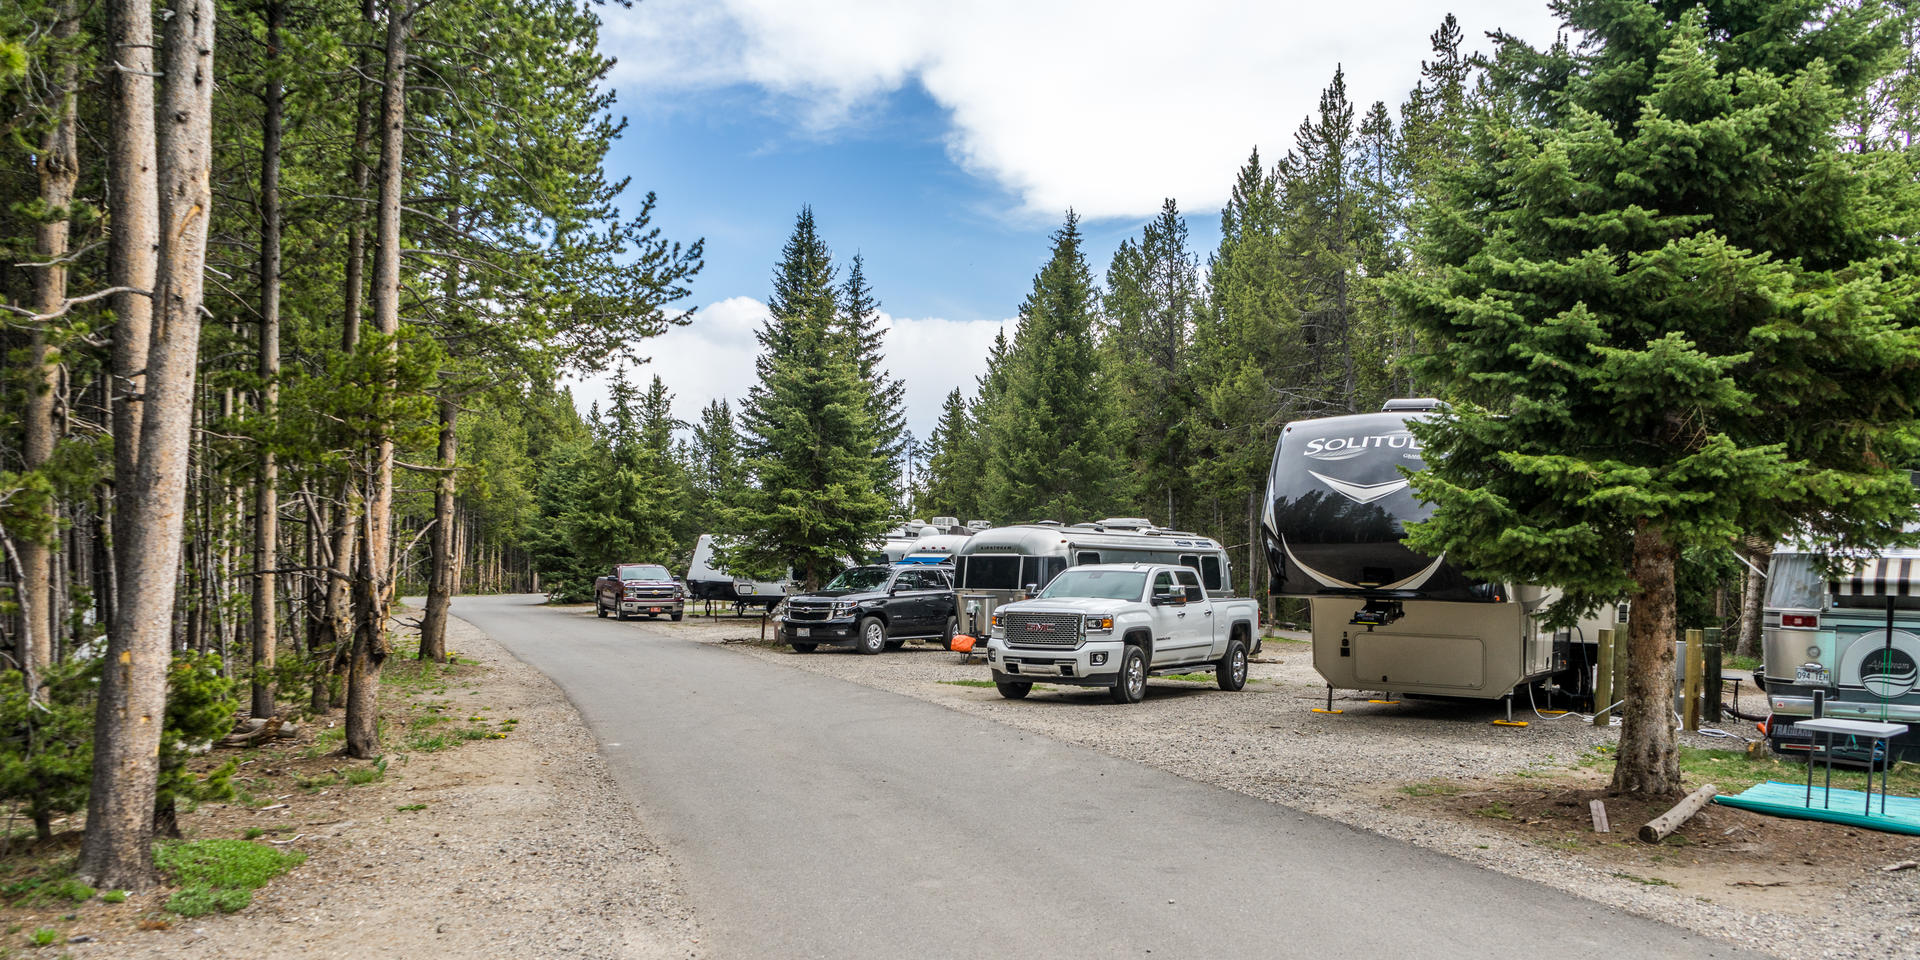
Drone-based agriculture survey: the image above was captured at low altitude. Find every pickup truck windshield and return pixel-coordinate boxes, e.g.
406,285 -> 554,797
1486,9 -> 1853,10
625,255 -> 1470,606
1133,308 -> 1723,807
618,564 -> 671,581
826,567 -> 892,591
1039,570 -> 1148,601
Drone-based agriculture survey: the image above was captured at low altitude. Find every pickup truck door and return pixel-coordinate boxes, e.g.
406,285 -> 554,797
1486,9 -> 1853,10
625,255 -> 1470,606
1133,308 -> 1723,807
1148,570 -> 1188,665
1168,569 -> 1214,662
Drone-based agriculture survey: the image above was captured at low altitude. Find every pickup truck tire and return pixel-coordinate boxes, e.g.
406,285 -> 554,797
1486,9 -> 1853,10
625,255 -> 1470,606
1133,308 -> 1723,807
1216,636 -> 1249,691
1110,644 -> 1147,704
615,605 -> 631,622
596,600 -> 608,619
670,611 -> 684,622
855,617 -> 887,655
996,681 -> 1032,700
790,642 -> 817,653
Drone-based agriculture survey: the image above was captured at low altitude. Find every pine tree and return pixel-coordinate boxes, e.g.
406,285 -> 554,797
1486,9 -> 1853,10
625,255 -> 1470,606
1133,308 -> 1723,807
981,212 -> 1131,523
688,398 -> 744,531
921,387 -> 978,519
727,208 -> 893,588
1397,0 -> 1920,798
839,254 -> 909,506
1105,199 -> 1200,528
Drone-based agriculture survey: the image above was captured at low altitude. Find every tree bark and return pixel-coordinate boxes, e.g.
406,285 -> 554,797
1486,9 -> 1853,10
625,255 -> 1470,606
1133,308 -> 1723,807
1609,518 -> 1684,799
1737,538 -> 1770,659
420,399 -> 457,661
346,0 -> 408,759
250,0 -> 285,719
20,0 -> 82,690
80,0 -> 215,890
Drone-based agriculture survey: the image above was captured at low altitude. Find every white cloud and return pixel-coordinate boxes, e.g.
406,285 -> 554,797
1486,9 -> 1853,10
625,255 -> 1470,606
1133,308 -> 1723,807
600,0 -> 1562,219
567,296 -> 1013,443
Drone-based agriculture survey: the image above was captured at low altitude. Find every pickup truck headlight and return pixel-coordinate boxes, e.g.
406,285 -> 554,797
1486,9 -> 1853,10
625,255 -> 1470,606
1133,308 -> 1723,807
1086,615 -> 1114,633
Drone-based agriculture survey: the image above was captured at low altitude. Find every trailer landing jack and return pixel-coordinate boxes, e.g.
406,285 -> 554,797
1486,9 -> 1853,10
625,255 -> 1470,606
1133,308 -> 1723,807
1311,684 -> 1344,715
1492,692 -> 1529,727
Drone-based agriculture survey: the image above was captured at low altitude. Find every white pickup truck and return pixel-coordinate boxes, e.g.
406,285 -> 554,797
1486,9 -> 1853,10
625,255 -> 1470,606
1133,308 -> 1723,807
985,563 -> 1260,703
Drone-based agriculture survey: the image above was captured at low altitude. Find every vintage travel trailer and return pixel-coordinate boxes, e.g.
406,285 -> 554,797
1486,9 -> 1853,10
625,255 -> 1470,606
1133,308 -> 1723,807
1261,400 -> 1610,704
1760,544 -> 1920,762
951,520 -> 1235,639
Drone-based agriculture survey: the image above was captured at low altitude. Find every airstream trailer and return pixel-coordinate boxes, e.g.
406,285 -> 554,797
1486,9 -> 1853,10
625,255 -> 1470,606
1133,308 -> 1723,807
952,521 -> 1235,638
685,534 -> 791,611
1761,545 -> 1920,762
1261,401 -> 1607,704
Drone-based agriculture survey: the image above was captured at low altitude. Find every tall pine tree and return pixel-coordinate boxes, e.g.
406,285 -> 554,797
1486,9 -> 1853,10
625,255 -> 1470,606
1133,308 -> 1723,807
727,208 -> 893,587
1397,0 -> 1920,798
838,253 -> 909,507
1105,199 -> 1200,528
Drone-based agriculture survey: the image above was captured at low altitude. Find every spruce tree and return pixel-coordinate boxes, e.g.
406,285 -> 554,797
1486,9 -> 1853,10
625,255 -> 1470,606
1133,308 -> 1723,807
1397,0 -> 1920,798
921,387 -> 979,519
838,254 -> 909,507
728,208 -> 893,587
982,212 -> 1131,523
1105,199 -> 1201,528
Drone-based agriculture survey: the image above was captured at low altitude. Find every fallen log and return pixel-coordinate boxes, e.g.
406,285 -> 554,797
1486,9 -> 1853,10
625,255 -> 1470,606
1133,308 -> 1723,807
1639,784 -> 1718,844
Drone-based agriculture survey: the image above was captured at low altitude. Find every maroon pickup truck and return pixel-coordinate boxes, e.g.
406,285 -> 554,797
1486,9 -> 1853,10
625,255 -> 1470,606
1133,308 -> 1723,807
594,563 -> 685,621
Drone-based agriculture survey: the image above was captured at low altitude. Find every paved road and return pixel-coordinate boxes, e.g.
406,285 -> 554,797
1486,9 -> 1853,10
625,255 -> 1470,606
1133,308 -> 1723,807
452,595 -> 1760,960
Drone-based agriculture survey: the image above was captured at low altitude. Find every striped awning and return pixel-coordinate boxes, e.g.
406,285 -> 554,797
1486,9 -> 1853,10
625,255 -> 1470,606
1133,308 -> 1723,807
1833,557 -> 1920,598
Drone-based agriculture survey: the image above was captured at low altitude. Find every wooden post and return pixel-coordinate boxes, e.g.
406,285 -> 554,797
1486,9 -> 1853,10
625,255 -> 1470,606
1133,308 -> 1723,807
1638,784 -> 1718,843
1612,622 -> 1628,719
1593,627 -> 1615,727
1589,799 -> 1610,833
1683,627 -> 1705,732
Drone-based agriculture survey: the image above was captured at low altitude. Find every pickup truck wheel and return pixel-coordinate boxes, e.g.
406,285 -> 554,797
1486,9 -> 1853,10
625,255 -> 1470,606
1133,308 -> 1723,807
614,605 -> 630,622
670,611 -> 684,622
790,643 -> 817,653
940,616 -> 958,650
996,681 -> 1032,700
855,617 -> 887,655
596,600 -> 608,619
1216,636 -> 1249,691
1110,644 -> 1147,704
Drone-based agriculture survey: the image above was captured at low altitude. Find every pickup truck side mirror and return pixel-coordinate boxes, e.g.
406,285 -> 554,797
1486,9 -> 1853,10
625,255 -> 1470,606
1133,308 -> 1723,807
1151,592 -> 1187,606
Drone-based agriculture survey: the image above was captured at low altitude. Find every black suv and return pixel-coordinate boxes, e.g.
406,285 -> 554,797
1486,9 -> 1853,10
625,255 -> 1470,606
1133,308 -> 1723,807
775,565 -> 959,654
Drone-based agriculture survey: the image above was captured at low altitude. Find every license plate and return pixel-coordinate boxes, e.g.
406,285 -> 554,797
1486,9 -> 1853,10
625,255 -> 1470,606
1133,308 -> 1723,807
1795,666 -> 1828,683
796,628 -> 811,638
649,607 -> 663,613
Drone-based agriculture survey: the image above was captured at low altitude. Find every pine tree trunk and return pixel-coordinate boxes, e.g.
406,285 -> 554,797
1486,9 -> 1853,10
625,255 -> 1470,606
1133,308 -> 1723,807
80,0 -> 215,891
1737,539 -> 1770,659
346,0 -> 408,759
251,0 -> 284,718
1609,518 -> 1683,799
420,400 -> 456,662
20,0 -> 81,689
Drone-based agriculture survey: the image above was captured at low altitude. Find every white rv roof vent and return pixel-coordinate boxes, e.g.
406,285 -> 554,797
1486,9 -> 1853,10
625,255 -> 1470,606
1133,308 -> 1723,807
1097,517 -> 1154,530
1381,398 -> 1445,412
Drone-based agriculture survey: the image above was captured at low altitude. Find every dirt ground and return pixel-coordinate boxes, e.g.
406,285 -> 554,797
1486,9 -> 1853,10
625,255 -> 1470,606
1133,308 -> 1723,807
668,608 -> 1920,960
0,610 -> 701,960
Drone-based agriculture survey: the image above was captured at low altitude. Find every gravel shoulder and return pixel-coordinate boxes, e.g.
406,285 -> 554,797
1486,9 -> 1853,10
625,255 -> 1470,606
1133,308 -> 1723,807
672,612 -> 1917,960
18,608 -> 701,960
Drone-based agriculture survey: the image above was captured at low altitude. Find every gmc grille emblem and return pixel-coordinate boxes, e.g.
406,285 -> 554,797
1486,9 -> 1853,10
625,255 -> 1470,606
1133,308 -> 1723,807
1025,623 -> 1054,633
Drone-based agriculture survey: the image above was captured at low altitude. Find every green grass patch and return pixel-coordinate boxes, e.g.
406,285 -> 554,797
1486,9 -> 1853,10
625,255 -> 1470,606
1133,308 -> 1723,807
28,926 -> 58,946
101,889 -> 126,904
1674,746 -> 1920,795
154,839 -> 306,917
300,725 -> 346,759
404,733 -> 451,753
242,828 -> 265,841
1397,781 -> 1462,798
937,679 -> 997,688
1474,802 -> 1514,820
1610,872 -> 1673,887
344,758 -> 388,786
0,871 -> 95,906
1160,672 -> 1212,683
1722,653 -> 1762,673
396,803 -> 426,812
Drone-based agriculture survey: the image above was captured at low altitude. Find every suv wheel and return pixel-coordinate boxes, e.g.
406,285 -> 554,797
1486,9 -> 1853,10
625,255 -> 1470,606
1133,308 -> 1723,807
1216,636 -> 1249,691
791,643 -> 817,653
996,681 -> 1032,700
856,617 -> 887,655
940,616 -> 959,650
1110,644 -> 1147,704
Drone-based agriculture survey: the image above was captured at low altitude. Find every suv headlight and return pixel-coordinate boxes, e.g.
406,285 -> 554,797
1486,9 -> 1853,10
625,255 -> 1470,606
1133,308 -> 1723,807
1086,615 -> 1114,633
831,600 -> 857,618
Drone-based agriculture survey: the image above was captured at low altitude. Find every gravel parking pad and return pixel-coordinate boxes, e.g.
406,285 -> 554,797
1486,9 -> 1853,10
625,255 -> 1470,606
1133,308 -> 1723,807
666,613 -> 1917,960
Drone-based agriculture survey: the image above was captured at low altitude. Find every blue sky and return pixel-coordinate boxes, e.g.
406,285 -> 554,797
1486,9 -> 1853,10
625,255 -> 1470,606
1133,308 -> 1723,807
574,0 -> 1563,441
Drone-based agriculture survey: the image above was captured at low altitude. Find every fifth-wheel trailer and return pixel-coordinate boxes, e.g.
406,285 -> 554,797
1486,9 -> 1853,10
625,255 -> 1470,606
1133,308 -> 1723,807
1261,400 -> 1614,706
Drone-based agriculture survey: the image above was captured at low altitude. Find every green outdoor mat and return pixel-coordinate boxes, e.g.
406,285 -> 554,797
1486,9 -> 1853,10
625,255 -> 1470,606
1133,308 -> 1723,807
1713,780 -> 1920,835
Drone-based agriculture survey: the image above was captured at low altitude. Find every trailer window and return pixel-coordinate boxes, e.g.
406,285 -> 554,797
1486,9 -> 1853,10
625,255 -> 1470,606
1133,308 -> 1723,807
1201,555 -> 1223,591
1764,554 -> 1826,610
961,555 -> 1021,590
1076,551 -> 1101,566
1030,556 -> 1067,589
1175,569 -> 1204,602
